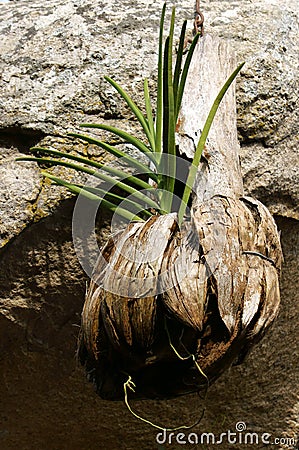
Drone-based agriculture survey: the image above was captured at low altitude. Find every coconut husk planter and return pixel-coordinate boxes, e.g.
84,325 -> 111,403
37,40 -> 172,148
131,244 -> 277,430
77,33 -> 282,401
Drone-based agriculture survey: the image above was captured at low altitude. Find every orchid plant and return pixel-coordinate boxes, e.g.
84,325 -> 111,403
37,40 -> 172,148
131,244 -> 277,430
18,4 -> 244,226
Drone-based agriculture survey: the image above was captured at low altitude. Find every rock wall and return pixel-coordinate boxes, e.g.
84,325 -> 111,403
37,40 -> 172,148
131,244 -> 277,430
0,1 -> 298,449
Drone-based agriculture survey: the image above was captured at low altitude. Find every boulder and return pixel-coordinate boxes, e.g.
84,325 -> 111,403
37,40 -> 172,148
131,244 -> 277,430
0,1 -> 298,449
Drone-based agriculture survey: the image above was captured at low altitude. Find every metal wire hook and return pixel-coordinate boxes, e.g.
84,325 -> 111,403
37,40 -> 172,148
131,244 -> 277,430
194,0 -> 204,36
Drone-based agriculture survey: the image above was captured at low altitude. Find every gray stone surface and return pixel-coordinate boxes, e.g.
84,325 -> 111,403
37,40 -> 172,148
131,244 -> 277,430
0,0 -> 298,449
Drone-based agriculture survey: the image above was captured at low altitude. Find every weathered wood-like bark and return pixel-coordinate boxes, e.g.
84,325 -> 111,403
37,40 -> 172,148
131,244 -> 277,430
78,35 -> 282,400
176,34 -> 244,202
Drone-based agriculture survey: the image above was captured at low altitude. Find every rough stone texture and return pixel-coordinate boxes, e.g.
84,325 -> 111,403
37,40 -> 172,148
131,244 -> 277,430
0,0 -> 298,449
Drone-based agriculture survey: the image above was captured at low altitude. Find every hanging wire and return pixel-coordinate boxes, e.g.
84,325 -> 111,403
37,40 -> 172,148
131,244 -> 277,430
194,0 -> 204,36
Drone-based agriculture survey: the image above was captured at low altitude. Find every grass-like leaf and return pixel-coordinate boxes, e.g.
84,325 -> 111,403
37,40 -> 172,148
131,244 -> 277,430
160,8 -> 176,213
155,2 -> 166,156
68,132 -> 158,181
41,172 -> 145,222
143,79 -> 155,147
17,156 -> 160,211
29,146 -> 155,190
175,32 -> 200,121
78,124 -> 157,165
173,20 -> 187,103
74,184 -> 153,218
105,76 -> 156,152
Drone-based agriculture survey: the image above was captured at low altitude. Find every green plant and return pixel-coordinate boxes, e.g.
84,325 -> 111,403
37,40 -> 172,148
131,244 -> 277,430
17,3 -> 244,225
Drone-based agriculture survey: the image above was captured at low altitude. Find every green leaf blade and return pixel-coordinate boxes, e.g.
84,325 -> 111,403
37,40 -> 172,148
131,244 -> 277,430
173,20 -> 187,104
28,146 -> 156,190
175,32 -> 200,121
68,132 -> 158,181
143,79 -> 155,148
74,184 -> 153,218
17,156 -> 161,211
78,124 -> 158,166
41,171 -> 145,222
155,2 -> 167,156
105,76 -> 156,152
160,8 -> 176,213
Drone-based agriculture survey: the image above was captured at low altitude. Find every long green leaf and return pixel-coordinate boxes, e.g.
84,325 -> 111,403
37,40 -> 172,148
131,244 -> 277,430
178,62 -> 245,224
159,35 -> 170,212
68,132 -> 157,181
173,20 -> 187,103
167,8 -> 176,197
105,76 -> 156,152
73,184 -> 153,218
160,8 -> 176,212
155,2 -> 166,156
41,171 -> 145,222
17,156 -> 161,211
175,32 -> 200,121
79,124 -> 158,166
29,146 -> 155,190
143,79 -> 155,147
